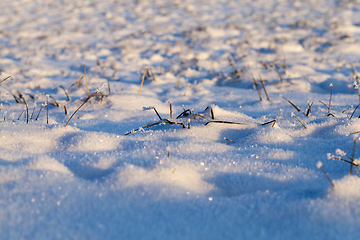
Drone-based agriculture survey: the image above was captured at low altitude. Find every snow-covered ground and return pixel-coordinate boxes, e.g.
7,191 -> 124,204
1,0 -> 360,239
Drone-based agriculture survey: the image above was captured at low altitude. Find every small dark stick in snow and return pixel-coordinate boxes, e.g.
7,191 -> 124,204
317,161 -> 334,187
64,105 -> 68,115
30,105 -> 36,120
83,64 -> 90,97
224,137 -> 235,143
252,75 -> 262,101
291,112 -> 306,129
35,105 -> 44,121
138,68 -> 147,95
259,75 -> 270,101
0,75 -> 11,85
169,102 -> 172,119
188,119 -> 190,129
210,108 -> 215,119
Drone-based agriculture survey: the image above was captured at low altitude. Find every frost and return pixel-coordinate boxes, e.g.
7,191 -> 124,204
335,149 -> 346,156
316,161 -> 323,169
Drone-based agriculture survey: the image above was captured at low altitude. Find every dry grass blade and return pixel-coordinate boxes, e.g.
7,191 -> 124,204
320,166 -> 335,187
83,65 -> 90,97
291,113 -> 306,129
107,78 -> 111,95
228,55 -> 235,78
259,75 -> 270,101
138,68 -> 147,95
23,97 -> 29,124
252,76 -> 262,101
165,119 -> 186,128
205,120 -> 248,126
342,106 -> 351,114
125,121 -> 163,135
191,110 -> 196,119
44,94 -> 59,107
153,107 -> 162,120
64,105 -> 68,115
350,137 -> 356,175
0,76 -> 11,85
169,102 -> 173,119
318,100 -> 330,111
176,109 -> 192,119
331,156 -> 358,166
149,68 -> 156,81
262,119 -> 276,127
58,86 -> 71,101
329,84 -> 333,112
35,105 -> 44,120
65,90 -> 98,127
274,64 -> 283,83
125,119 -> 186,135
283,97 -> 301,112
18,110 -> 25,120
305,102 -> 315,117
68,76 -> 84,92
46,96 -> 49,124
224,137 -> 235,143
349,131 -> 360,135
30,106 -> 35,120
349,104 -> 360,119
9,90 -> 21,103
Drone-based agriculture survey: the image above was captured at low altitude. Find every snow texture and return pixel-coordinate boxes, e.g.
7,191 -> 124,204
1,0 -> 360,239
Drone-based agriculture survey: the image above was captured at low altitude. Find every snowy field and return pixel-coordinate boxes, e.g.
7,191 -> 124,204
1,0 -> 360,239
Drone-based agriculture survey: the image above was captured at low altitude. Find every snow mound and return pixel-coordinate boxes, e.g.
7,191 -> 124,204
116,163 -> 214,196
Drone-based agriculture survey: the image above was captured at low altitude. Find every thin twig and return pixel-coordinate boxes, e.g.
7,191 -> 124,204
305,102 -> 315,117
138,68 -> 147,95
262,119 -> 276,128
65,90 -> 98,127
253,76 -> 262,101
224,137 -> 235,143
58,86 -> 71,101
283,97 -> 301,112
35,106 -> 44,120
342,106 -> 351,114
68,76 -> 84,92
30,106 -> 35,120
170,102 -> 172,119
107,78 -> 111,95
46,96 -> 49,124
320,167 -> 335,187
0,76 -> 11,85
23,98 -> 29,124
153,107 -> 162,120
292,113 -> 306,129
318,100 -> 330,111
329,84 -> 333,113
349,104 -> 360,119
331,156 -> 358,166
18,110 -> 25,120
205,121 -> 248,126
83,65 -> 90,97
259,75 -> 270,101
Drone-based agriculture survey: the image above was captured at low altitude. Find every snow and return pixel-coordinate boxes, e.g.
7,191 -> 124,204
1,0 -> 360,239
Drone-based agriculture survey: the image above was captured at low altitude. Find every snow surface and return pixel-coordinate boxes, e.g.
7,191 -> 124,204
1,0 -> 360,239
